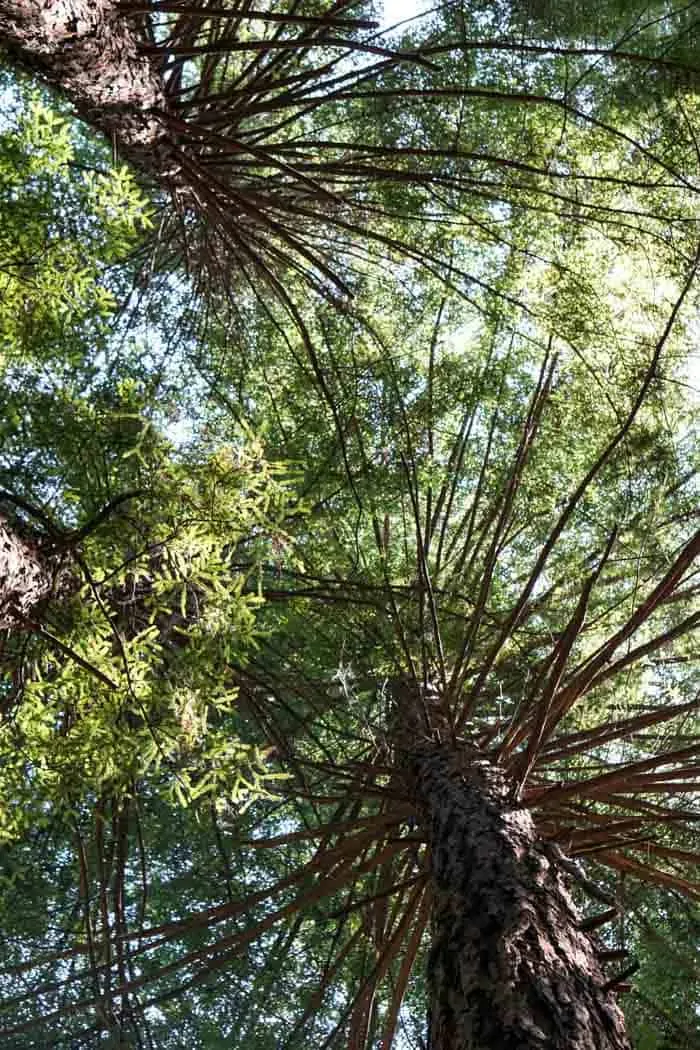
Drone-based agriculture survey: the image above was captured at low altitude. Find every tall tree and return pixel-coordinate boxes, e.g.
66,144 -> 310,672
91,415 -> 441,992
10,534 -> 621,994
1,0 -> 698,302
0,3 -> 699,1049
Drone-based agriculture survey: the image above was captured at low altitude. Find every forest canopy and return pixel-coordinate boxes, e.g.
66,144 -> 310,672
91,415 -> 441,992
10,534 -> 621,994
0,2 -> 698,1048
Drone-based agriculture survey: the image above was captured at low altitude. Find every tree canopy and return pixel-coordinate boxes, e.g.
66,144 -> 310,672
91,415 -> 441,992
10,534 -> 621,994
0,2 -> 698,1048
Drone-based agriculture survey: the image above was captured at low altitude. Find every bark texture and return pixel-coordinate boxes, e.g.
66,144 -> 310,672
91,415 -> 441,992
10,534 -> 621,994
412,748 -> 630,1050
0,516 -> 52,629
0,0 -> 168,164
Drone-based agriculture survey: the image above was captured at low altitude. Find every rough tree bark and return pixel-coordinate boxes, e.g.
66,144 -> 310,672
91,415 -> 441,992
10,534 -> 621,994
0,0 -> 347,285
0,0 -> 423,293
411,747 -> 631,1050
0,1 -> 170,170
0,516 -> 52,629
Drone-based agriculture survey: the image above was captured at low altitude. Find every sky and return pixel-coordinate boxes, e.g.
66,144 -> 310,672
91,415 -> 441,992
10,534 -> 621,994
380,0 -> 432,34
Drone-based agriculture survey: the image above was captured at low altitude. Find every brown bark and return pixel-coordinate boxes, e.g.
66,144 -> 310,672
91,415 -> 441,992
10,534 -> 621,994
0,1 -> 421,294
411,748 -> 631,1050
0,0 -> 334,286
0,516 -> 52,629
0,0 -> 170,167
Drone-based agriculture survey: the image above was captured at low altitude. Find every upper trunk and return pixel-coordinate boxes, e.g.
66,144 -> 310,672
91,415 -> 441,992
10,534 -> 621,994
412,747 -> 631,1050
0,1 -> 170,168
0,516 -> 52,629
0,1 -> 409,294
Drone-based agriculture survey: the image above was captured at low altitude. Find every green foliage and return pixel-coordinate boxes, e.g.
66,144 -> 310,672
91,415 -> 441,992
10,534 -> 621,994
0,435 -> 292,841
0,77 -> 151,359
0,77 -> 294,842
0,3 -> 698,1049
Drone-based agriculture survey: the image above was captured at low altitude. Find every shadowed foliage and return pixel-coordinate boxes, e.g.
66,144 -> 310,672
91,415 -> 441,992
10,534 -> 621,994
0,2 -> 698,1049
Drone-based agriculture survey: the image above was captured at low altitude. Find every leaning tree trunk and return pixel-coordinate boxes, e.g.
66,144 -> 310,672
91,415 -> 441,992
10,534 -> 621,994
0,516 -> 52,629
0,1 -> 169,169
412,748 -> 631,1050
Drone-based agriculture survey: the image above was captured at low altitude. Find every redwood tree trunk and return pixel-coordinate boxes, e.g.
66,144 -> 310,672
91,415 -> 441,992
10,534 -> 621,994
0,516 -> 52,629
413,748 -> 631,1050
0,0 -> 169,167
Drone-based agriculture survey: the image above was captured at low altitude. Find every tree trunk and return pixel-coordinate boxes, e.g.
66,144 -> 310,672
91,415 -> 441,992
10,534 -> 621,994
0,1 -> 169,168
413,748 -> 631,1050
0,516 -> 52,629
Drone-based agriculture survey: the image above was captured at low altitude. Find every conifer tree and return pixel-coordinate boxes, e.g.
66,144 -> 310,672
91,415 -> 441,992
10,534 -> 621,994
0,4 -> 698,1049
